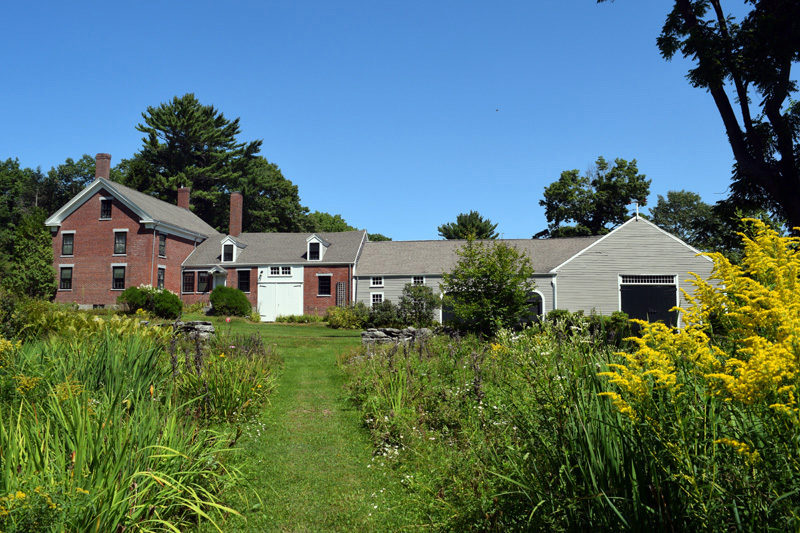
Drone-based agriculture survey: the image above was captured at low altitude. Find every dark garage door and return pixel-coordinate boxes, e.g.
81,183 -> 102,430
620,282 -> 677,326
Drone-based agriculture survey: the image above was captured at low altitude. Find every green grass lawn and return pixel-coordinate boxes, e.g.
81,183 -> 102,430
190,315 -> 420,532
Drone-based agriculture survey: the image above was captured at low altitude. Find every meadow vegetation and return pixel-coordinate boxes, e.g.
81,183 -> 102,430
0,305 -> 280,531
340,220 -> 800,530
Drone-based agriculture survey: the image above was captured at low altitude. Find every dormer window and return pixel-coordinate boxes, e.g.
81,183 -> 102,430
309,242 -> 320,261
220,235 -> 246,263
223,244 -> 234,262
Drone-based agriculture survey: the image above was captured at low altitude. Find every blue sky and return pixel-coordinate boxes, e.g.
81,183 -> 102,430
1,1 -> 739,240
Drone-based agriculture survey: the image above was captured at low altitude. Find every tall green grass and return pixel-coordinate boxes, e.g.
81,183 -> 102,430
340,318 -> 800,530
0,326 -> 278,531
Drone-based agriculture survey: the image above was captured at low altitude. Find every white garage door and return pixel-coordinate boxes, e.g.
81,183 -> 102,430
258,283 -> 303,321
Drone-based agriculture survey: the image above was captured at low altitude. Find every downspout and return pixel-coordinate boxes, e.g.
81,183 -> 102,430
551,276 -> 558,311
150,229 -> 156,286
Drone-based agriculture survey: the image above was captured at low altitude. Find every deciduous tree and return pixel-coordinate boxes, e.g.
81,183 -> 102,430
649,190 -> 714,248
599,0 -> 800,230
538,156 -> 649,237
441,240 -> 535,336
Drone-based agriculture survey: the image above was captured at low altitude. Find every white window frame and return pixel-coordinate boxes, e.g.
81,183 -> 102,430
237,268 -> 251,293
111,263 -> 127,291
370,276 -> 384,288
617,273 -> 680,326
99,197 -> 113,220
157,266 -> 166,290
222,243 -> 235,263
370,292 -> 384,307
58,264 -> 74,291
113,228 -> 128,256
308,241 -> 321,261
412,275 -> 425,285
281,266 -> 291,276
61,230 -> 75,257
317,273 -> 332,297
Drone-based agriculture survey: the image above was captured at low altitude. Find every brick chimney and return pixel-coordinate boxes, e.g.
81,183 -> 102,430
229,191 -> 243,237
177,187 -> 191,209
95,153 -> 111,180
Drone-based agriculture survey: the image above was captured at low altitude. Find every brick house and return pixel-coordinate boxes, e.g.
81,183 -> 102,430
46,153 -> 367,319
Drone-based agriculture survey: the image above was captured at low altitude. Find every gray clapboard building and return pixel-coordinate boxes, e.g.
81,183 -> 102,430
354,216 -> 714,325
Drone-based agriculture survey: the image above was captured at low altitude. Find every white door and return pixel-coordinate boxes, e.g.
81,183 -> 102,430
258,283 -> 303,321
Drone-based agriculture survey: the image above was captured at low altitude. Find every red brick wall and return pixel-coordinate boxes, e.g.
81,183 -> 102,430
53,189 -> 198,307
303,265 -> 350,316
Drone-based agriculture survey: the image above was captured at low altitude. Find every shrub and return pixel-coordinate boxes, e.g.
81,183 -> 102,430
398,283 -> 440,327
209,286 -> 251,317
152,290 -> 182,319
117,286 -> 148,312
275,314 -> 324,324
368,300 -> 401,328
325,303 -> 368,329
441,240 -> 535,336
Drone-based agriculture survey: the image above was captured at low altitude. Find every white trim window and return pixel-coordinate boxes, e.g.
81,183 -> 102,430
412,275 -> 424,285
100,197 -> 112,219
281,266 -> 291,276
59,265 -> 73,291
270,266 -> 280,276
111,264 -> 126,290
370,276 -> 384,287
113,229 -> 128,255
61,231 -> 75,256
157,266 -> 166,290
222,243 -> 234,262
371,292 -> 384,307
318,274 -> 332,296
308,241 -> 321,261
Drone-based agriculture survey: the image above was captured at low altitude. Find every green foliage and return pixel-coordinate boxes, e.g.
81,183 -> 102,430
0,210 -> 56,300
367,300 -> 402,328
437,210 -> 498,240
117,286 -> 182,319
398,283 -> 440,327
0,330 -> 243,531
599,0 -> 800,230
325,303 -> 369,329
236,156 -> 310,232
546,309 -> 633,348
538,156 -> 650,237
152,290 -> 182,319
122,93 -> 262,232
172,332 -> 280,423
367,232 -> 391,241
649,189 -> 714,248
209,286 -> 251,316
305,211 -> 356,232
441,240 -> 535,336
274,313 -> 325,324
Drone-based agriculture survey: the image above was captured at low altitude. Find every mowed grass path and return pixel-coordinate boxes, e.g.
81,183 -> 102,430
195,318 -> 418,532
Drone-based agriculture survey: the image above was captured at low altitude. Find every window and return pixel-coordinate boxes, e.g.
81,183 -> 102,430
223,244 -> 234,262
270,266 -> 280,276
157,267 -> 165,290
59,267 -> 72,290
112,266 -> 125,290
114,231 -> 127,255
158,234 -> 166,257
197,272 -> 210,293
238,270 -> 250,292
61,233 -> 74,256
281,266 -> 291,276
318,275 -> 331,296
370,276 -> 383,287
100,199 -> 112,219
620,275 -> 676,285
413,276 -> 424,285
371,293 -> 384,306
183,271 -> 195,293
309,242 -> 320,260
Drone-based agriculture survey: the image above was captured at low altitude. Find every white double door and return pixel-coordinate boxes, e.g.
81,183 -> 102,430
257,282 -> 303,321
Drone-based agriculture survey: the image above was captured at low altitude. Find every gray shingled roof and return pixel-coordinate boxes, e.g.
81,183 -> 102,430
103,180 -> 218,237
183,230 -> 367,266
355,237 -> 603,276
